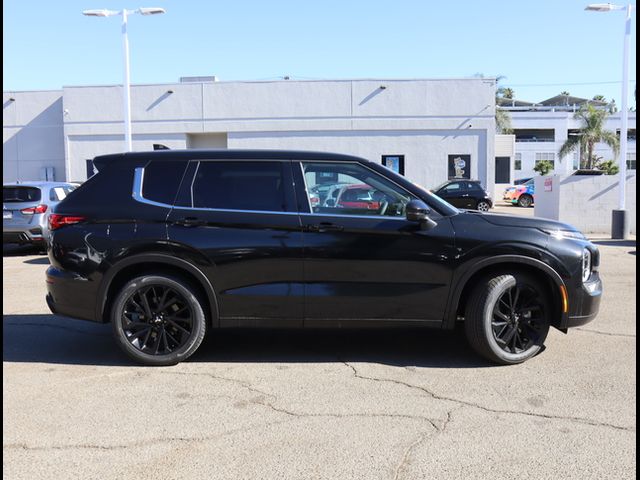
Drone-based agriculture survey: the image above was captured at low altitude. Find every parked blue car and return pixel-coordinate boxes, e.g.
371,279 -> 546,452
503,178 -> 535,207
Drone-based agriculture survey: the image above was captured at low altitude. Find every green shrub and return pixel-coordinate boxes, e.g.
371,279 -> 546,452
534,160 -> 554,176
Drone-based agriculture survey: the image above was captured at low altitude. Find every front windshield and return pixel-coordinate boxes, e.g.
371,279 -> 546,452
432,181 -> 450,192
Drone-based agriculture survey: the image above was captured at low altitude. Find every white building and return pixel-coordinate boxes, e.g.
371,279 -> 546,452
501,95 -> 636,180
3,78 -> 498,193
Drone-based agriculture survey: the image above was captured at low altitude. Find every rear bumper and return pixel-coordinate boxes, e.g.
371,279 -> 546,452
46,266 -> 99,322
3,226 -> 46,245
565,276 -> 602,328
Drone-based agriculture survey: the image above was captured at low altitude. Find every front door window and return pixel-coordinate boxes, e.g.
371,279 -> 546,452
302,162 -> 413,217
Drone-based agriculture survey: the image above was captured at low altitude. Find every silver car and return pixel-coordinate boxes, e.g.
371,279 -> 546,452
3,182 -> 77,248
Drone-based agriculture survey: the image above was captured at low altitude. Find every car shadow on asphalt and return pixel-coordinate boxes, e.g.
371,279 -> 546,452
591,239 -> 636,256
2,245 -> 46,257
591,239 -> 636,247
2,314 -> 497,369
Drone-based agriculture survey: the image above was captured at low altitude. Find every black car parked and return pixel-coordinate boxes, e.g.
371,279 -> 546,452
46,150 -> 601,366
432,179 -> 493,211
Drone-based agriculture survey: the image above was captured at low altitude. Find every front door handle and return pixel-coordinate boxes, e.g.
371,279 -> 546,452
174,217 -> 206,228
306,223 -> 344,233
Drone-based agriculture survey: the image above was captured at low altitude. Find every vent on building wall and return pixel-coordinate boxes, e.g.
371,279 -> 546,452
179,76 -> 219,83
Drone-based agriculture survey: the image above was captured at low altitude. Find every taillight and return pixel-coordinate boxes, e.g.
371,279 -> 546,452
49,214 -> 86,231
21,204 -> 48,215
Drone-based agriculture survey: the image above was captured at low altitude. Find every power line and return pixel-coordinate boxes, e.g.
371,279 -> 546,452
507,80 -> 636,87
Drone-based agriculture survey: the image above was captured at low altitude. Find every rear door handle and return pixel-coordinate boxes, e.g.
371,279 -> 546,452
174,217 -> 206,228
306,222 -> 344,233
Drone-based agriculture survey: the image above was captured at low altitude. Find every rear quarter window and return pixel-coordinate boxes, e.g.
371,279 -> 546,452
142,160 -> 189,205
3,186 -> 42,203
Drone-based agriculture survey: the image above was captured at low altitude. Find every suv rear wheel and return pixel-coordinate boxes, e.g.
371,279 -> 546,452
464,273 -> 550,364
111,274 -> 207,366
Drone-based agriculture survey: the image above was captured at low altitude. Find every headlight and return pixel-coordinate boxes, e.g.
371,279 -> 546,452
540,229 -> 586,240
582,249 -> 592,283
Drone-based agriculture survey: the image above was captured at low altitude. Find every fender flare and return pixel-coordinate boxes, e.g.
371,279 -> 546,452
96,253 -> 219,326
443,254 -> 568,329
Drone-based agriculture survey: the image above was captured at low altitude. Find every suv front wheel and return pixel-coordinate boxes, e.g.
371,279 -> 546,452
111,274 -> 207,366
464,273 -> 550,364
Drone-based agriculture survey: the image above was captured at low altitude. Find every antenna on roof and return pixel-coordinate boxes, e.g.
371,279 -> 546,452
153,144 -> 170,150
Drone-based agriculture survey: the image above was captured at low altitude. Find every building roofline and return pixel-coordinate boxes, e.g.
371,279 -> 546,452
59,77 -> 497,90
3,89 -> 62,94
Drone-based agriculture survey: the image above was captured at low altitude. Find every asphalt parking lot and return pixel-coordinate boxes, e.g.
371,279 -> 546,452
3,230 -> 636,479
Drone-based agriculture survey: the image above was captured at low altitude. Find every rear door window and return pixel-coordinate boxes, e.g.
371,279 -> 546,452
191,161 -> 289,212
3,186 -> 42,203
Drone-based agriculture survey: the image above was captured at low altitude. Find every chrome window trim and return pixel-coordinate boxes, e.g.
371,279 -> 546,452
132,163 -> 411,221
133,165 -> 299,216
299,212 -> 407,221
132,167 -> 172,208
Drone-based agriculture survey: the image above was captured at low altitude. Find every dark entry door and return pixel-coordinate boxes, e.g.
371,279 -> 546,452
495,157 -> 511,184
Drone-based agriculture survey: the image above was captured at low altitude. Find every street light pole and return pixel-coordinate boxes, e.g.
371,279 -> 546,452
83,7 -> 165,153
613,3 -> 633,238
585,3 -> 635,239
121,9 -> 132,152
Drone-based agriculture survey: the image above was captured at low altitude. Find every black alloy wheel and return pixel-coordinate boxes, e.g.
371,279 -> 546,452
112,275 -> 207,366
465,273 -> 550,364
490,283 -> 546,354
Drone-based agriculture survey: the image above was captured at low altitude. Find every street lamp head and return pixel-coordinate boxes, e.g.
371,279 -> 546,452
585,3 -> 625,11
82,9 -> 118,17
137,7 -> 165,15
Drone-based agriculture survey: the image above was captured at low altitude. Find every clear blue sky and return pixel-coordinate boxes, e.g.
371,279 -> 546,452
3,0 -> 636,105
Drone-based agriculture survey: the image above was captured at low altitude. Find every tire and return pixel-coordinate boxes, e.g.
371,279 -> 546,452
517,194 -> 533,208
111,274 -> 207,366
464,273 -> 550,365
476,201 -> 491,212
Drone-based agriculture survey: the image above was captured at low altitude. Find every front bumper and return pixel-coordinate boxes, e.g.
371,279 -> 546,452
565,276 -> 602,328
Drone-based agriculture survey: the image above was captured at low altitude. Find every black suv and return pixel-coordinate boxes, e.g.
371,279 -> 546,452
46,150 -> 601,366
432,179 -> 493,211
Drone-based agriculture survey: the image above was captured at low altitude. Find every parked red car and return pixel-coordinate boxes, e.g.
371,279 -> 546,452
323,184 -> 381,211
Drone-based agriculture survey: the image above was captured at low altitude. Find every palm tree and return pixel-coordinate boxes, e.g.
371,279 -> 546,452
558,104 -> 619,169
592,95 -> 606,102
494,77 -> 513,134
473,73 -> 513,134
502,88 -> 515,99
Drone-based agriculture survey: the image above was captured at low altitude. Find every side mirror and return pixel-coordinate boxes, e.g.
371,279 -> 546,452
406,199 -> 438,230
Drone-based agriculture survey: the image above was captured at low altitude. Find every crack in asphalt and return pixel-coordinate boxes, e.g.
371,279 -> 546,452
157,370 -> 278,401
252,398 -> 441,431
2,419 -> 295,452
342,362 -> 635,432
575,328 -> 636,338
392,407 -> 459,480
